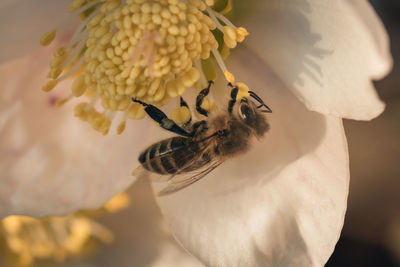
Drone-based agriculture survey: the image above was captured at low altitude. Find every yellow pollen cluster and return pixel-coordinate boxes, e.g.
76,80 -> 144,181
0,192 -> 130,266
222,26 -> 248,48
0,215 -> 113,266
41,0 -> 249,134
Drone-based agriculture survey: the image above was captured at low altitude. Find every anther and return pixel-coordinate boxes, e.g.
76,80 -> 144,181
41,0 -> 248,135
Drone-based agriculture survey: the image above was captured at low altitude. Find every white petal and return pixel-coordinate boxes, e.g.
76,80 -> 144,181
234,0 -> 392,120
0,0 -> 70,63
154,48 -> 349,267
0,46 -> 148,218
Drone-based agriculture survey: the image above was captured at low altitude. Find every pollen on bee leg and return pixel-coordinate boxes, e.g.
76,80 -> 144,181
171,106 -> 191,125
235,82 -> 251,99
200,97 -> 216,112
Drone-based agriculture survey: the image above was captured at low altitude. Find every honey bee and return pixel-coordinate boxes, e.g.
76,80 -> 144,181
132,81 -> 272,196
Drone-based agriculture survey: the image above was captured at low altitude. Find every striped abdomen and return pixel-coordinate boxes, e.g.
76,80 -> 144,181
138,136 -> 210,175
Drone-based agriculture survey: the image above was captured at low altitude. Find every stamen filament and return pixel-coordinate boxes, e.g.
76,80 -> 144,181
131,31 -> 150,66
211,48 -> 227,73
59,56 -> 85,81
65,11 -> 97,50
205,6 -> 224,31
57,0 -> 101,31
213,11 -> 237,28
211,48 -> 235,83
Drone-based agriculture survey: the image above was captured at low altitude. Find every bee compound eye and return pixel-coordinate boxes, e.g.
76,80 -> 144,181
239,103 -> 254,121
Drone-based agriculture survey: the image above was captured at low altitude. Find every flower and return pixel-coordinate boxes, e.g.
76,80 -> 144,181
0,0 -> 392,267
0,193 -> 128,266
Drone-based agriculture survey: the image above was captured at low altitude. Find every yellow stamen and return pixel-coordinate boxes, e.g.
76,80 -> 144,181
103,192 -> 130,212
71,74 -> 86,97
222,26 -> 237,48
127,103 -> 146,120
42,0 -> 248,134
69,0 -> 86,12
42,80 -> 59,92
224,71 -> 235,83
55,97 -> 70,107
47,67 -> 62,79
116,121 -> 126,134
0,196 -> 125,265
40,29 -> 56,46
236,27 -> 249,42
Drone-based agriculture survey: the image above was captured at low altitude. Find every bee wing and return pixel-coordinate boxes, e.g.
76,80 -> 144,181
131,164 -> 165,180
157,157 -> 223,196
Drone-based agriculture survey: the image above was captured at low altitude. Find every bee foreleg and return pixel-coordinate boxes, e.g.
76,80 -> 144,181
132,98 -> 192,137
227,84 -> 238,114
180,97 -> 192,129
196,80 -> 213,117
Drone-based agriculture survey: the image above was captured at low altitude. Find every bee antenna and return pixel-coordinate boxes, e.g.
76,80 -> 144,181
261,109 -> 272,113
248,91 -> 272,113
249,91 -> 262,103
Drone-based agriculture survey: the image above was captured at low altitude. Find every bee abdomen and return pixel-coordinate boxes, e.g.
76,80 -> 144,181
139,137 -> 201,175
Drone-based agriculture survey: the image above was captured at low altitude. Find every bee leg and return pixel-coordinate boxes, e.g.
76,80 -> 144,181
196,80 -> 213,117
180,97 -> 192,129
189,120 -> 208,136
132,98 -> 192,137
227,83 -> 238,114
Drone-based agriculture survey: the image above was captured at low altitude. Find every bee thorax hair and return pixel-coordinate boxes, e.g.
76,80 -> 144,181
209,114 -> 253,156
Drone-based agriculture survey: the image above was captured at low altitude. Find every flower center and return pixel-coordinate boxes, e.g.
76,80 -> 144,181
41,0 -> 249,135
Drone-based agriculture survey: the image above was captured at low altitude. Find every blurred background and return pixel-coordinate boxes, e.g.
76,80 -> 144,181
0,1 -> 399,266
327,1 -> 400,266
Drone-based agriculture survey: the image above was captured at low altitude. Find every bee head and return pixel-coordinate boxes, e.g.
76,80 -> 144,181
237,92 -> 271,137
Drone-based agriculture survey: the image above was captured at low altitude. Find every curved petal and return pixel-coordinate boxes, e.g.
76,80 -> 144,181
0,45 -> 148,218
0,0 -> 70,63
234,0 -> 392,120
153,48 -> 349,266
